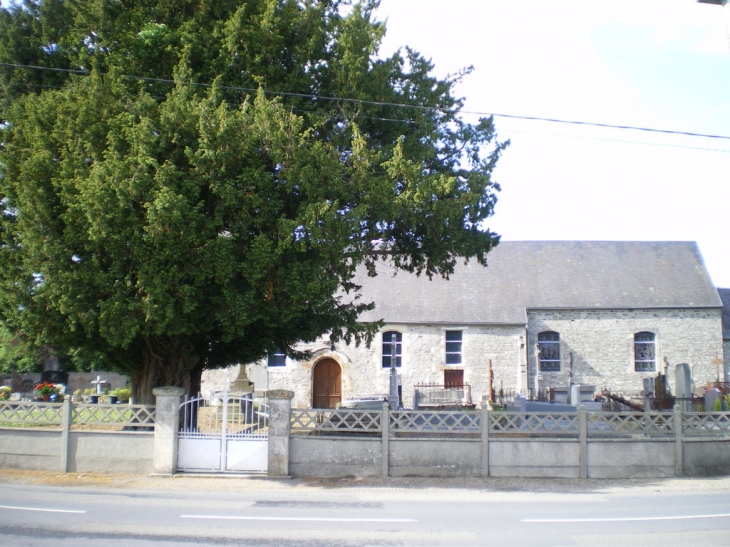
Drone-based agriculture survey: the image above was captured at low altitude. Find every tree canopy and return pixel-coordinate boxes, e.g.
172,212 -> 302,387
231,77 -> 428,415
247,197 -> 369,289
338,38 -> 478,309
0,0 -> 507,403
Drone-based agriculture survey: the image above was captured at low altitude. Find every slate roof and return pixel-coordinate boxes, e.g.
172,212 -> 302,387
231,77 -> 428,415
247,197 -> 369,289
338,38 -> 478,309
354,241 -> 722,325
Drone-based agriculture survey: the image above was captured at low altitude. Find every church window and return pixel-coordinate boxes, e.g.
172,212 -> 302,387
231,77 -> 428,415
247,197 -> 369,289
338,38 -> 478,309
634,332 -> 656,372
267,348 -> 286,367
538,331 -> 561,372
382,331 -> 402,368
445,330 -> 463,365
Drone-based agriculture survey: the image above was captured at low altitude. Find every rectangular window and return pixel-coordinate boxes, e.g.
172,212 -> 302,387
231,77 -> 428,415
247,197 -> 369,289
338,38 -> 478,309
267,348 -> 286,367
382,331 -> 402,368
445,330 -> 462,365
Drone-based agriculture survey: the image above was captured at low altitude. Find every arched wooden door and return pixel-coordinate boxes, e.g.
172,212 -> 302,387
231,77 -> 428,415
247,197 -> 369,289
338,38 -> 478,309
312,358 -> 342,409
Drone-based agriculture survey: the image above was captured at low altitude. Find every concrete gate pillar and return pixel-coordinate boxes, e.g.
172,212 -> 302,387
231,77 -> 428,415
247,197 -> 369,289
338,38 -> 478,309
152,386 -> 186,475
267,389 -> 294,477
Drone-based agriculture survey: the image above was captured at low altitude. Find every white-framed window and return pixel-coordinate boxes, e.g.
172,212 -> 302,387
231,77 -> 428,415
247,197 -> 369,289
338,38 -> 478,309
382,331 -> 402,368
634,332 -> 656,372
267,348 -> 286,367
538,331 -> 561,372
445,330 -> 463,365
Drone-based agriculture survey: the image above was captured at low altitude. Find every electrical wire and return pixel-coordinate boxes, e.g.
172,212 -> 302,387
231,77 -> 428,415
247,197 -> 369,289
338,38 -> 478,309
2,61 -> 730,142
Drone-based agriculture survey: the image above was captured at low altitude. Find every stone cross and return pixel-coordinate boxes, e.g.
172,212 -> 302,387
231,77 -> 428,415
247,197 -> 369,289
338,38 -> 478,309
388,332 -> 399,410
91,375 -> 106,395
712,354 -> 724,383
487,359 -> 495,403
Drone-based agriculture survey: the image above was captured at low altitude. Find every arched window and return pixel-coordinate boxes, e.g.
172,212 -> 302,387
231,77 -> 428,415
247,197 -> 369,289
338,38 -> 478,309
538,331 -> 561,372
634,332 -> 656,372
382,331 -> 402,368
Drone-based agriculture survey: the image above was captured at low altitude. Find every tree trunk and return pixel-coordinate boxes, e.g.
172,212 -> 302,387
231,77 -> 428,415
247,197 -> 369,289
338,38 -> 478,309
130,338 -> 202,405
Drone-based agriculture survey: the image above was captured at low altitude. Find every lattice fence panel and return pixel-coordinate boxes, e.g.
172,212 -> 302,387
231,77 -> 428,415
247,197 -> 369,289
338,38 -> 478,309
0,402 -> 63,426
682,412 -> 730,436
72,404 -> 155,428
390,410 -> 480,433
489,412 -> 579,435
290,410 -> 319,433
587,412 -> 674,436
290,409 -> 381,433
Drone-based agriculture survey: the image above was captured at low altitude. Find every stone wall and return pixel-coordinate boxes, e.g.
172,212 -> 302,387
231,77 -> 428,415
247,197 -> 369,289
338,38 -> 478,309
527,308 -> 723,395
261,324 -> 527,409
0,428 -> 153,474
252,307 -> 722,407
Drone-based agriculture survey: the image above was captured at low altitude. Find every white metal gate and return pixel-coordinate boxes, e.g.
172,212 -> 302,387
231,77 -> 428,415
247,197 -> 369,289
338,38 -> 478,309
177,392 -> 269,473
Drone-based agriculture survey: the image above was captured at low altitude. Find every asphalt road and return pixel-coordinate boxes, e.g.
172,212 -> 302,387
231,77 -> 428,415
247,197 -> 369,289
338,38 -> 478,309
1,472 -> 730,546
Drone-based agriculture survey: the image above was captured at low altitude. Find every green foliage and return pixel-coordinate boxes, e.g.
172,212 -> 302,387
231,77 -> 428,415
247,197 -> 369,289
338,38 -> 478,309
110,387 -> 131,401
0,0 -> 507,402
0,320 -> 41,374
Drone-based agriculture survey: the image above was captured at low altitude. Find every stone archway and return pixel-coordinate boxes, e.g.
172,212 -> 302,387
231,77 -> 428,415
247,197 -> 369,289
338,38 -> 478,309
312,358 -> 342,409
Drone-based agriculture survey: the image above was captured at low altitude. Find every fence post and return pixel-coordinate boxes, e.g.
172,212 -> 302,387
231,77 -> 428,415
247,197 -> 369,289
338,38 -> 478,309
578,405 -> 587,479
60,397 -> 72,473
480,406 -> 490,477
266,390 -> 293,477
152,386 -> 185,476
381,402 -> 390,478
674,404 -> 683,477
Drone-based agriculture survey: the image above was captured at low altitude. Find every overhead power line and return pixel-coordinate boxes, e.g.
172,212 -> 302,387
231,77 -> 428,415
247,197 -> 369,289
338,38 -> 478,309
2,61 -> 730,142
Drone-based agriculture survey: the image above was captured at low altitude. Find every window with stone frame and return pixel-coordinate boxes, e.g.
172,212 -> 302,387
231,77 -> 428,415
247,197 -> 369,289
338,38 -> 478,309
445,330 -> 463,365
538,331 -> 561,372
267,347 -> 286,367
634,332 -> 656,372
382,331 -> 402,368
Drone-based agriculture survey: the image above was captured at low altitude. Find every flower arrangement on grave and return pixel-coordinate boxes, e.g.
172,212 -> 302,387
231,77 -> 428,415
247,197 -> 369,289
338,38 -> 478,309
110,388 -> 131,403
0,386 -> 11,401
34,382 -> 59,399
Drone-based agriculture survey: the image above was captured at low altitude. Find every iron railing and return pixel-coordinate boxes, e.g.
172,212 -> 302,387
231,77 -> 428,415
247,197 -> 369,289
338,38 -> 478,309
414,383 -> 473,408
179,392 -> 269,438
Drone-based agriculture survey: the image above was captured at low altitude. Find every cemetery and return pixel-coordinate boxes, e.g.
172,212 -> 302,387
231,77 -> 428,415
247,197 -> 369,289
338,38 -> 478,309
2,365 -> 730,479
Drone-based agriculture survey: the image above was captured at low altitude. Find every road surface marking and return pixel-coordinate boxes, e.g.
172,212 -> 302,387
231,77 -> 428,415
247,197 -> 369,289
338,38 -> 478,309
181,515 -> 417,523
523,513 -> 730,523
0,505 -> 86,514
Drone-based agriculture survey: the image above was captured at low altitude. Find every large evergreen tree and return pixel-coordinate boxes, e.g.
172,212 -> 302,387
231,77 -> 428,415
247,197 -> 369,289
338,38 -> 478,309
0,0 -> 507,403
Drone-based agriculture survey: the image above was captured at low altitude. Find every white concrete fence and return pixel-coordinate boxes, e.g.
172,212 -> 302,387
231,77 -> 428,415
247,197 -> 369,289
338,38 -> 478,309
2,388 -> 730,478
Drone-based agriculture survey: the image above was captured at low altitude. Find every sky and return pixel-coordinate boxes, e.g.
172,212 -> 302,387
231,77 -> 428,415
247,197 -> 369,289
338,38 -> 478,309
374,0 -> 730,287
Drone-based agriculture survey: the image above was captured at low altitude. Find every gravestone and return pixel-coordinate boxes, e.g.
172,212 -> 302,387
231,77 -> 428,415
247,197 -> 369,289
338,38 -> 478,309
229,367 -> 253,394
643,376 -> 655,396
246,365 -> 269,396
654,373 -> 668,397
570,384 -> 595,404
534,373 -> 543,395
553,386 -> 569,404
40,370 -> 68,386
675,363 -> 692,399
705,388 -> 724,412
